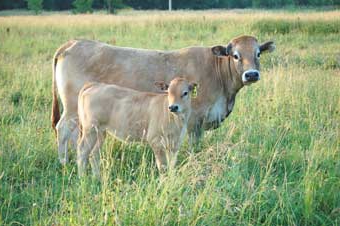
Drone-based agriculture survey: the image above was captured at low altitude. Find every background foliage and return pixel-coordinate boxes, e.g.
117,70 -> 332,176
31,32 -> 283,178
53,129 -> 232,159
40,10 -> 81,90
25,0 -> 43,14
72,0 -> 94,13
0,0 -> 339,11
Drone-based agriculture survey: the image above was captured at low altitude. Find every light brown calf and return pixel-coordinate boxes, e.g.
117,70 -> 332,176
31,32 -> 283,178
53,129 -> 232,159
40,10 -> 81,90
77,77 -> 196,178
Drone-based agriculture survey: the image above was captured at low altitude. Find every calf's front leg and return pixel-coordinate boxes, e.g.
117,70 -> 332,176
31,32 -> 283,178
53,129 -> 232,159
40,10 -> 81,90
149,139 -> 180,173
149,141 -> 168,173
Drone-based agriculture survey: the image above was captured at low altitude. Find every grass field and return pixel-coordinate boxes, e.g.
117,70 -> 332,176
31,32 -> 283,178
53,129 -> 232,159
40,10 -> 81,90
0,9 -> 339,225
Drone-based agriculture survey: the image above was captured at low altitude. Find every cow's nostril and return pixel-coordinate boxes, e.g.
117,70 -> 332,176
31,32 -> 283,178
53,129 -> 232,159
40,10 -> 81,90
242,70 -> 260,83
245,71 -> 259,81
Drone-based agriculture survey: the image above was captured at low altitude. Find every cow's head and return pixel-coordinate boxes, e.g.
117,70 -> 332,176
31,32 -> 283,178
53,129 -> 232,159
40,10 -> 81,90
212,35 -> 275,86
155,77 -> 197,115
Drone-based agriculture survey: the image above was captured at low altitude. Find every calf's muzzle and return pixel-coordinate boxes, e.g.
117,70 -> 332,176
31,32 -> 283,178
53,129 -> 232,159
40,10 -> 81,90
169,105 -> 179,112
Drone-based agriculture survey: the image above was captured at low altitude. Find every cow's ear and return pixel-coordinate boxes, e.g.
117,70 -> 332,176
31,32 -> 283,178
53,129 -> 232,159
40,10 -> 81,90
260,41 -> 275,53
154,81 -> 169,91
212,45 -> 226,57
212,43 -> 232,57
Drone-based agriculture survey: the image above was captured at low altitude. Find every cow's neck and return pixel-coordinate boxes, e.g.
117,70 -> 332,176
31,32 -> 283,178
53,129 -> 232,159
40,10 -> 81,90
213,56 -> 243,109
225,57 -> 243,95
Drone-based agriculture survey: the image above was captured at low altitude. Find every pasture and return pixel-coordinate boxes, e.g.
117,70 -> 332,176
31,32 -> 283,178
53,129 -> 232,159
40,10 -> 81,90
0,9 -> 339,225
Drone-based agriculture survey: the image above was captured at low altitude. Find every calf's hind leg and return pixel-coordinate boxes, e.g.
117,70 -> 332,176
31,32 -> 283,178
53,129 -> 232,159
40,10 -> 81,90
89,132 -> 105,179
77,126 -> 99,177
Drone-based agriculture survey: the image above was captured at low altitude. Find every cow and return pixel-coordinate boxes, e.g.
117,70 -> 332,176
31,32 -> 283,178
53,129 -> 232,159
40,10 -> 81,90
52,35 -> 275,164
77,77 -> 196,178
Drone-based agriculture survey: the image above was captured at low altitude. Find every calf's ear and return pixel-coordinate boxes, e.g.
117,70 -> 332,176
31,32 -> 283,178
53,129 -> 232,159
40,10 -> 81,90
211,43 -> 232,57
188,82 -> 198,91
189,82 -> 198,98
260,41 -> 275,53
154,81 -> 169,91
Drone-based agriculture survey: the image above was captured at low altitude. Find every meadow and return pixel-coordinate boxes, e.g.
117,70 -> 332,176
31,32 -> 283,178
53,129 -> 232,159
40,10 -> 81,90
0,9 -> 339,225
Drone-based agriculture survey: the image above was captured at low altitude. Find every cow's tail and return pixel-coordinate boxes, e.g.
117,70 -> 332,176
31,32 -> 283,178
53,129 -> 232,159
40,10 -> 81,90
51,40 -> 77,135
51,52 -> 60,135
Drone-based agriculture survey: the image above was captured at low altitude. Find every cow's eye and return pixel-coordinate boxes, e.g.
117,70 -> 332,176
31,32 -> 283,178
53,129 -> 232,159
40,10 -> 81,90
233,54 -> 239,60
182,91 -> 188,97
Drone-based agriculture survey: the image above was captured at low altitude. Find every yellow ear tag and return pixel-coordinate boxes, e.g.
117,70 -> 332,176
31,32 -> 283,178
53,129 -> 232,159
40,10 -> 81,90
192,85 -> 198,98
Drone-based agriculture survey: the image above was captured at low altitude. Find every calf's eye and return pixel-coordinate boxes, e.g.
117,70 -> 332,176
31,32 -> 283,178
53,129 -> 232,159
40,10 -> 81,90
182,91 -> 188,97
257,52 -> 261,58
233,54 -> 239,60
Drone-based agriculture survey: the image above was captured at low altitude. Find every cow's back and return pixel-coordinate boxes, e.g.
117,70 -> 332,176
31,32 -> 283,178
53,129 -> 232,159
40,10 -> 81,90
61,39 -> 212,93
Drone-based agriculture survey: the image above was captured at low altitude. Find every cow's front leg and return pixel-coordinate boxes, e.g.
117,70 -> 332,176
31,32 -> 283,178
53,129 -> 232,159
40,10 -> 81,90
188,123 -> 204,152
186,114 -> 204,151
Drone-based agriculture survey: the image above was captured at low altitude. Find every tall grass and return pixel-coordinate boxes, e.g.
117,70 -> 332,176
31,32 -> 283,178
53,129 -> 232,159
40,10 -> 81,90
0,10 -> 339,225
253,19 -> 340,35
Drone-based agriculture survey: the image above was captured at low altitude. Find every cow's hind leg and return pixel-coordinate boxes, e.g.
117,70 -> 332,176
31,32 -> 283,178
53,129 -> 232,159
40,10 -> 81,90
70,125 -> 80,150
56,113 -> 78,164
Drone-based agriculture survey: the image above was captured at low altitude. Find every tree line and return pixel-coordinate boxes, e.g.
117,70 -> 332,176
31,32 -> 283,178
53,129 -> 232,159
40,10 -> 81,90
0,0 -> 338,13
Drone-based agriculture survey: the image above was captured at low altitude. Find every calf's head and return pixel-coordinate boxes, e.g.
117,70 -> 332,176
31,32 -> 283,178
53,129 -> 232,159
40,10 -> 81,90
155,77 -> 197,114
212,35 -> 275,86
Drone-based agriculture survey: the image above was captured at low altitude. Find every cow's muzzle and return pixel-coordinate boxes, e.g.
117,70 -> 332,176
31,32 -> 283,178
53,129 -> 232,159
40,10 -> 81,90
242,70 -> 260,85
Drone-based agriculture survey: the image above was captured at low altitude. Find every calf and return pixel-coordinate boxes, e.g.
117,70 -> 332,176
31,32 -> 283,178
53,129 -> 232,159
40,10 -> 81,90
77,77 -> 197,178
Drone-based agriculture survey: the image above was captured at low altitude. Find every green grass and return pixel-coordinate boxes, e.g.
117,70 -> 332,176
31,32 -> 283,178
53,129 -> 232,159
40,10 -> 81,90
0,10 -> 339,225
253,18 -> 340,35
